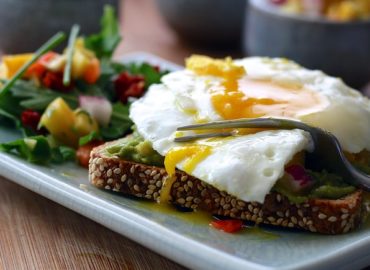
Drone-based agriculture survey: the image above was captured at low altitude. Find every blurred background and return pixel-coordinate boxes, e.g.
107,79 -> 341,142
0,0 -> 369,89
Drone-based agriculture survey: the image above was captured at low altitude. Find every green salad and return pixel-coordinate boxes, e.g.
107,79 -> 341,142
0,5 -> 168,166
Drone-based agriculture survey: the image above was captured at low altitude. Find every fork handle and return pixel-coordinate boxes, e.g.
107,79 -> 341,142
177,118 -> 311,132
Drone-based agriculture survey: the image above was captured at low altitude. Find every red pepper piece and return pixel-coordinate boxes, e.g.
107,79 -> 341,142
21,109 -> 41,131
38,51 -> 59,65
114,72 -> 145,103
210,219 -> 244,233
25,51 -> 58,79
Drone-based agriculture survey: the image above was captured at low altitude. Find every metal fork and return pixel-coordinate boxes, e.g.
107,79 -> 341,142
175,118 -> 370,190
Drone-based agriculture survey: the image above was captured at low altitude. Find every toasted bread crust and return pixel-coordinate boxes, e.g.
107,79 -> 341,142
89,143 -> 363,234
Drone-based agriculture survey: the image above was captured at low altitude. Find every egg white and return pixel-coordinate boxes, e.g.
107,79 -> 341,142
130,57 -> 370,203
237,57 -> 370,153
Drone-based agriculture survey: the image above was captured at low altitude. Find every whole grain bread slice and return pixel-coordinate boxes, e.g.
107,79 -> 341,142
89,142 -> 364,234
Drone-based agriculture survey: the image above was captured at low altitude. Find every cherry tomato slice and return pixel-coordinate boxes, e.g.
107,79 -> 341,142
76,141 -> 104,168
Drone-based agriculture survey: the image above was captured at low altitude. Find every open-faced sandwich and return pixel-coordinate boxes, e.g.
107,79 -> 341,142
89,55 -> 370,234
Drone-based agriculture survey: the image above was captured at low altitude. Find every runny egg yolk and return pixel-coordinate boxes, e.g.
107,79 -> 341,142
164,145 -> 212,177
219,78 -> 327,119
187,55 -> 327,120
161,144 -> 212,204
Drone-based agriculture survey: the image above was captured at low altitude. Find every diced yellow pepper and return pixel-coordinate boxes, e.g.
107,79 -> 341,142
40,97 -> 100,148
1,53 -> 34,79
72,50 -> 91,78
39,97 -> 78,147
69,38 -> 96,79
75,38 -> 95,59
73,109 -> 99,137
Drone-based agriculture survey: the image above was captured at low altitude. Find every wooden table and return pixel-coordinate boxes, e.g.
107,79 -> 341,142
0,177 -> 185,269
0,0 -> 243,269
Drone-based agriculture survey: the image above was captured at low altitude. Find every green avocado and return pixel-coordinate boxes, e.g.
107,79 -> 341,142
105,132 -> 164,167
273,170 -> 356,202
310,185 -> 356,199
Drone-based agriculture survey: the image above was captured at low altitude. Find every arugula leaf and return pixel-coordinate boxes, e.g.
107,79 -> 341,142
74,80 -> 108,98
79,130 -> 101,146
51,146 -> 76,163
0,136 -> 51,164
0,135 -> 76,164
85,5 -> 121,60
6,79 -> 79,110
129,62 -> 168,88
101,122 -> 132,140
0,107 -> 19,123
100,102 -> 132,140
111,102 -> 131,121
0,84 -> 23,117
0,87 -> 30,135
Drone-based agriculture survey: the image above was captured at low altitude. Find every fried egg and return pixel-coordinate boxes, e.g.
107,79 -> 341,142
130,56 -> 370,203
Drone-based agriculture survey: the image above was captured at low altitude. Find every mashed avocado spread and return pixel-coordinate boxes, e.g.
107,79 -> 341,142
107,132 -> 358,202
274,170 -> 356,203
105,131 -> 164,167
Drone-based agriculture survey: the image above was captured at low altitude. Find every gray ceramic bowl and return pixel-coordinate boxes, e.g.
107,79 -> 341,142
245,0 -> 370,88
0,0 -> 119,54
155,0 -> 247,47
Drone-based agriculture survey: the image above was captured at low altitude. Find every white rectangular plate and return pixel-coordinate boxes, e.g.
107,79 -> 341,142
1,52 -> 370,270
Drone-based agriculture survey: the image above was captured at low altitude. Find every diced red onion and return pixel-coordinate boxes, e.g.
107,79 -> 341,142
285,165 -> 313,190
79,95 -> 112,127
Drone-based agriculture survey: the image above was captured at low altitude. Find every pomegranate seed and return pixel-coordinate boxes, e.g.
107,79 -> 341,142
42,71 -> 74,92
21,109 -> 41,131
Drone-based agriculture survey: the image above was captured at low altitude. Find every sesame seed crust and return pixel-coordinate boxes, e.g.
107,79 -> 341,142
89,143 -> 364,235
